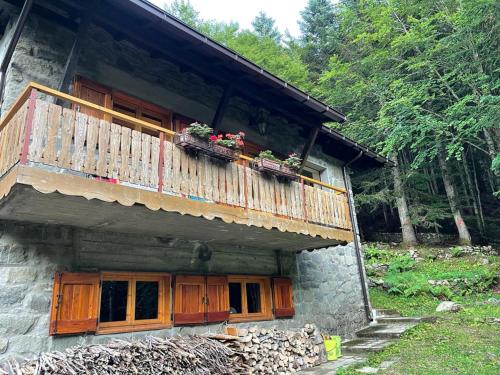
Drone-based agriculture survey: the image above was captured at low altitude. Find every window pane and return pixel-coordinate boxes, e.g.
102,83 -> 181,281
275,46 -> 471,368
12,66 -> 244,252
246,283 -> 261,313
100,281 -> 128,322
135,281 -> 159,320
229,283 -> 242,314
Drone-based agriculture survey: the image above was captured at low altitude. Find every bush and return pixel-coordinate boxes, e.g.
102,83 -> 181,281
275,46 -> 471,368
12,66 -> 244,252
388,255 -> 415,273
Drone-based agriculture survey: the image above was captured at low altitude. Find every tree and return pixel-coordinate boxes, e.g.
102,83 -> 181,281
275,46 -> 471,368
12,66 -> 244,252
299,0 -> 338,75
252,11 -> 281,43
164,0 -> 200,27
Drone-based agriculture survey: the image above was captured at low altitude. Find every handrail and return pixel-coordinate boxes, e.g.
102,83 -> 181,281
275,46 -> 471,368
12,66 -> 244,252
0,82 -> 346,194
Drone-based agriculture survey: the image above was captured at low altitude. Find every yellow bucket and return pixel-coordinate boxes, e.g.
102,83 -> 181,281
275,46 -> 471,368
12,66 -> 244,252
323,336 -> 342,361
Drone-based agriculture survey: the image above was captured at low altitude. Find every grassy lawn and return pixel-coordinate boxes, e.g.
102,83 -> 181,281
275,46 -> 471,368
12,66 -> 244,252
338,245 -> 500,375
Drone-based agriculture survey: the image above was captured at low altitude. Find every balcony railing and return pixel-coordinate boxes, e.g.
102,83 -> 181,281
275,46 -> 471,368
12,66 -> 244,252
0,83 -> 352,233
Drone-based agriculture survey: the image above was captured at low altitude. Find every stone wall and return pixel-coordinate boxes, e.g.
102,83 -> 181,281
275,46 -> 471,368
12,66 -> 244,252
0,220 -> 368,361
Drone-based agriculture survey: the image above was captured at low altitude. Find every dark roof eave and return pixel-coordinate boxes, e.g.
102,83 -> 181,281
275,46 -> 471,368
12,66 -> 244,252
124,0 -> 346,123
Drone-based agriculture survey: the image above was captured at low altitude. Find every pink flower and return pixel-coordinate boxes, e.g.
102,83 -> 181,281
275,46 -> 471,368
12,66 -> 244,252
209,135 -> 218,141
238,131 -> 245,137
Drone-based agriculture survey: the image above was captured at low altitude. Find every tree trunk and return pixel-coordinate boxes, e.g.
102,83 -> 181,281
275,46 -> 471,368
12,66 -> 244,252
391,155 -> 418,245
437,151 -> 472,244
462,149 -> 484,235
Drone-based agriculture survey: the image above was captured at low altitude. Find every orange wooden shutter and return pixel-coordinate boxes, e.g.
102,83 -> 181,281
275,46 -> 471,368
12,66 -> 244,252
173,275 -> 206,325
272,277 -> 295,318
206,276 -> 229,323
49,272 -> 100,335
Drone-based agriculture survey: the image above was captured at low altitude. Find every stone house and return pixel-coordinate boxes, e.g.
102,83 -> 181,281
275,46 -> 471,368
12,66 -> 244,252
0,0 -> 391,360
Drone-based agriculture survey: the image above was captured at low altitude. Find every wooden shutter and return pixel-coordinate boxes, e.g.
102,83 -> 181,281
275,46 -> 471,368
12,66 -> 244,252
206,276 -> 229,323
173,275 -> 206,325
272,278 -> 295,318
49,272 -> 100,335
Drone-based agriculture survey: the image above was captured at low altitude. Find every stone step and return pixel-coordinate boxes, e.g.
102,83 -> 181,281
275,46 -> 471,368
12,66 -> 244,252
355,323 -> 417,339
342,337 -> 396,355
376,316 -> 423,324
372,309 -> 400,318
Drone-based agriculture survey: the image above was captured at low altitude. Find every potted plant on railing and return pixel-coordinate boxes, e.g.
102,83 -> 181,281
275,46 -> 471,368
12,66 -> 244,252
252,150 -> 300,180
174,123 -> 244,162
209,132 -> 245,161
174,122 -> 213,153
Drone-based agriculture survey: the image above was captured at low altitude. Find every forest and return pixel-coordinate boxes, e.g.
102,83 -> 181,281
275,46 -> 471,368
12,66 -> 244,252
165,0 -> 499,245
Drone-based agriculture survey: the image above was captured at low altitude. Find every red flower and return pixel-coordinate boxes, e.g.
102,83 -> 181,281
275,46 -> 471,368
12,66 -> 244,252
209,135 -> 218,141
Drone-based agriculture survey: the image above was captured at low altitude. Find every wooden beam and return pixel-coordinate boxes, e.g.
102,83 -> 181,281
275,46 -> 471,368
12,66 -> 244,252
211,84 -> 234,130
58,0 -> 98,94
298,125 -> 321,173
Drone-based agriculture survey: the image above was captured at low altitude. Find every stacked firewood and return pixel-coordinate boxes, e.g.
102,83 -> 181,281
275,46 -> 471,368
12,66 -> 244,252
0,336 -> 249,375
210,324 -> 326,374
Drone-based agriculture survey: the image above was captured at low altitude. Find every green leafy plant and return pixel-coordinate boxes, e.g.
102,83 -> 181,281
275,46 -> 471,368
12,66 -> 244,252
185,122 -> 213,139
283,153 -> 302,170
257,150 -> 282,163
450,246 -> 463,258
388,255 -> 415,273
209,132 -> 245,150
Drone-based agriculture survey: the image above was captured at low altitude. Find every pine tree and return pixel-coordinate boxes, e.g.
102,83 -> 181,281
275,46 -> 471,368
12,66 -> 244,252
252,11 -> 281,43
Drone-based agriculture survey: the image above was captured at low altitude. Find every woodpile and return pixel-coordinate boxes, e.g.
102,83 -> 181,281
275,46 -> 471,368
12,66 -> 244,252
210,324 -> 326,374
0,336 -> 248,375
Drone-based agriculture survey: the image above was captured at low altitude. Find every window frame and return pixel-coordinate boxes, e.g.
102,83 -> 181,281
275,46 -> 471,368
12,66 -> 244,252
97,272 -> 171,335
227,275 -> 273,322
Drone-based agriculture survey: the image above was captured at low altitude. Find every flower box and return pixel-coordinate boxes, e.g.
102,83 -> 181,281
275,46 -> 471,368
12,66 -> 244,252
174,132 -> 240,162
252,158 -> 297,180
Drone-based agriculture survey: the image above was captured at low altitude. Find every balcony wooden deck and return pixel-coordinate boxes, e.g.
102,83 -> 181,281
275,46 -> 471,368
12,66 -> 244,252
0,83 -> 353,251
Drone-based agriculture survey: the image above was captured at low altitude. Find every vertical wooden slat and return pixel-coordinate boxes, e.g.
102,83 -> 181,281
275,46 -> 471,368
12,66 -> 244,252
252,169 -> 260,211
29,99 -> 49,162
197,154 -> 206,198
140,133 -> 152,186
212,161 -> 219,202
157,133 -> 165,192
218,163 -> 226,204
96,120 -> 111,177
246,167 -> 253,209
150,136 -> 160,188
237,164 -> 245,207
163,139 -> 173,192
43,103 -> 62,164
58,108 -> 75,168
130,130 -> 141,184
71,111 -> 88,172
108,123 -> 121,179
179,149 -> 189,195
83,116 -> 99,174
226,163 -> 234,205
172,145 -> 181,194
188,153 -> 198,196
119,126 -> 131,181
204,155 -> 213,201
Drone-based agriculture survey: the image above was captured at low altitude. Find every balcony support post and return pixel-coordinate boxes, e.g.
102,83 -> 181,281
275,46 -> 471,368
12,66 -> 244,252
298,124 -> 321,174
300,177 -> 307,223
20,88 -> 37,165
58,0 -> 98,94
158,132 -> 165,192
211,84 -> 234,130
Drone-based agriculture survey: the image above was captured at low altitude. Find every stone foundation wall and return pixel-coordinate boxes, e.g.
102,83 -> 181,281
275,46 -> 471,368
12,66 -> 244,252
0,220 -> 368,361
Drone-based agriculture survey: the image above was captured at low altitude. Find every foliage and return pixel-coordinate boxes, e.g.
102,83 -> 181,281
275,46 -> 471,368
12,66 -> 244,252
252,11 -> 281,43
283,153 -> 302,170
387,255 -> 415,273
209,132 -> 245,150
185,122 -> 213,139
257,150 -> 282,163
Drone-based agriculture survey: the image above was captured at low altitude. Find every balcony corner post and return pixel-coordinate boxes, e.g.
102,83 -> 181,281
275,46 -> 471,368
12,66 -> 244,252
158,132 -> 165,192
20,88 -> 37,165
300,176 -> 308,223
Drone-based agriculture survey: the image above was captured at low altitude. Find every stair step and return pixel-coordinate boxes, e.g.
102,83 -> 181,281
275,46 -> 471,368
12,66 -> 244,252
376,317 -> 423,324
342,337 -> 396,355
373,309 -> 400,318
355,323 -> 417,339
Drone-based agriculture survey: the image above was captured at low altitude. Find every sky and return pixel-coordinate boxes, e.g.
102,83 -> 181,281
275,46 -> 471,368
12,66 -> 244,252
154,0 -> 308,37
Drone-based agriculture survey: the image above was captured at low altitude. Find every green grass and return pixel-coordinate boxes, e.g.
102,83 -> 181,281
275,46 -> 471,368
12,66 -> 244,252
338,245 -> 500,374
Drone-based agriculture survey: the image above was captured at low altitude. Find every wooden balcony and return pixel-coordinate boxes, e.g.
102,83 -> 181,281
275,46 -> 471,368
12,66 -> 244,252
0,83 -> 353,251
